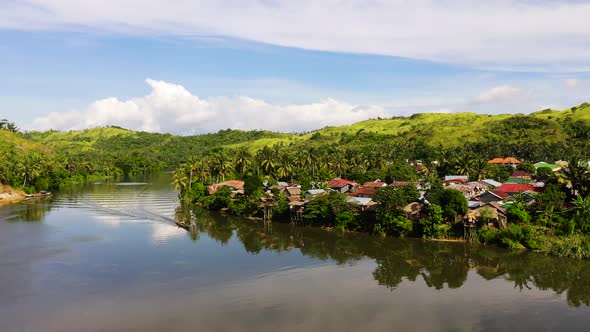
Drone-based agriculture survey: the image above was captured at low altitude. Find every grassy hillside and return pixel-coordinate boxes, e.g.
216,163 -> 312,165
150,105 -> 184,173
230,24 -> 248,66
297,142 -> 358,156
0,130 -> 53,154
21,101 -> 590,157
225,102 -> 590,150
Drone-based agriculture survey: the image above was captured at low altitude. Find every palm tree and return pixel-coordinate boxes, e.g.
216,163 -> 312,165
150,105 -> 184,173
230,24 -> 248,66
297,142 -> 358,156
218,155 -> 233,181
20,153 -> 42,188
276,153 -> 293,181
235,148 -> 252,175
259,147 -> 276,175
455,153 -> 473,179
563,155 -> 590,197
330,154 -> 345,178
186,157 -> 199,193
195,161 -> 210,183
470,159 -> 488,181
172,166 -> 189,197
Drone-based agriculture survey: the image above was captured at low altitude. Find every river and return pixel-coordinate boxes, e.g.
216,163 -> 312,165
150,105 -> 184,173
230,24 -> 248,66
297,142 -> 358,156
0,173 -> 589,331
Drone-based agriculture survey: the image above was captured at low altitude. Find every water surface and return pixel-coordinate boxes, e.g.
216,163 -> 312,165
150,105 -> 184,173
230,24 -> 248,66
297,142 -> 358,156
1,173 -> 589,332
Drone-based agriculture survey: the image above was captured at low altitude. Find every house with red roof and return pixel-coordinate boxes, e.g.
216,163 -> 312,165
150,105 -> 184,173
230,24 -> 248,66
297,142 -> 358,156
362,180 -> 387,189
326,178 -> 359,193
497,183 -> 535,195
353,187 -> 377,198
349,180 -> 387,198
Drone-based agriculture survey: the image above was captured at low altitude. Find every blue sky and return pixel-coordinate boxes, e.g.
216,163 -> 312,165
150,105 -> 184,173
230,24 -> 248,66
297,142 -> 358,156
1,0 -> 589,133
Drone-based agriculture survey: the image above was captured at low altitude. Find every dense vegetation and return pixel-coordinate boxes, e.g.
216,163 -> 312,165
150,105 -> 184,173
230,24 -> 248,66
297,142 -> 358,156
2,103 -> 590,257
170,103 -> 590,258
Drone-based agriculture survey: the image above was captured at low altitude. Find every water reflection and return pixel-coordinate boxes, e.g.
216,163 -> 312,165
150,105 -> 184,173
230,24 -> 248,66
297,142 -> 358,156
177,204 -> 590,308
0,199 -> 53,222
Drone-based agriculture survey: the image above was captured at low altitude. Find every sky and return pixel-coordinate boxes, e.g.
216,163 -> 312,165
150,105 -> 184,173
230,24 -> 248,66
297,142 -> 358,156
1,0 -> 589,134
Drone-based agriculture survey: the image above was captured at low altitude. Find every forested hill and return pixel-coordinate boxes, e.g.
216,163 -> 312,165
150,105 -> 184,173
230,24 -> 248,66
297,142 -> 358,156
25,101 -> 590,159
1,102 -> 589,193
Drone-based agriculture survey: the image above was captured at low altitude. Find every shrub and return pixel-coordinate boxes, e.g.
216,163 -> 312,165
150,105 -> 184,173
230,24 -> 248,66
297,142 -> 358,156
420,204 -> 444,238
202,185 -> 232,210
478,226 -> 500,244
493,224 -> 538,250
540,235 -> 590,259
506,206 -> 530,224
229,195 -> 259,216
560,218 -> 576,236
536,167 -> 552,177
335,211 -> 357,231
500,237 -> 525,250
188,182 -> 206,202
376,214 -> 413,236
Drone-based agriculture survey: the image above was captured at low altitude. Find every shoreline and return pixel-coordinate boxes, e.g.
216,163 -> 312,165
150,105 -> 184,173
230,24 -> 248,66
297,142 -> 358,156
0,185 -> 26,207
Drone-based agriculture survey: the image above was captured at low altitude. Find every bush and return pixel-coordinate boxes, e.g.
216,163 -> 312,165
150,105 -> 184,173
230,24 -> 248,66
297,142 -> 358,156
516,162 -> 536,174
188,182 -> 206,202
335,211 -> 357,231
478,226 -> 500,244
501,237 -> 525,250
540,235 -> 590,259
229,195 -> 259,216
536,167 -> 553,177
420,204 -> 444,238
243,174 -> 263,197
374,214 -> 413,236
493,224 -> 538,250
506,206 -> 530,224
272,194 -> 290,218
304,191 -> 356,226
560,218 -> 576,236
202,185 -> 232,210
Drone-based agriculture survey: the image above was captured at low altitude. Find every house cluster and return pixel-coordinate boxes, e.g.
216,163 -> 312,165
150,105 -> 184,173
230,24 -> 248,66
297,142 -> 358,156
204,156 -> 563,228
459,158 -> 566,227
302,178 -> 423,215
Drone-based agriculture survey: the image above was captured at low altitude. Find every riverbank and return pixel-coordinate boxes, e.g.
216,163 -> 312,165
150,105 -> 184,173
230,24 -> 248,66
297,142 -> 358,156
0,184 -> 25,206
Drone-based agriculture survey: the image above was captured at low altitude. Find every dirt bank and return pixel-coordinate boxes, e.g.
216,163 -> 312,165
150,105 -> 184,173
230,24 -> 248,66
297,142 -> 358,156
0,184 -> 25,206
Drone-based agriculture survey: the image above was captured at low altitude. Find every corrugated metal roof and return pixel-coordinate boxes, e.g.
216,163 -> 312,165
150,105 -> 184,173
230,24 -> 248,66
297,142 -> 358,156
346,197 -> 373,206
481,179 -> 502,187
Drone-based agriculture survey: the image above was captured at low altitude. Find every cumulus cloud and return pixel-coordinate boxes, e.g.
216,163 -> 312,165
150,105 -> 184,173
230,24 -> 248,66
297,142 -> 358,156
2,1 -> 590,70
474,86 -> 522,103
28,79 -> 386,134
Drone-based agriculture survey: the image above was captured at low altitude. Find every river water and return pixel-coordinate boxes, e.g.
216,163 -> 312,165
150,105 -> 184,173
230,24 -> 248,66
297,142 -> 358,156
1,173 -> 589,331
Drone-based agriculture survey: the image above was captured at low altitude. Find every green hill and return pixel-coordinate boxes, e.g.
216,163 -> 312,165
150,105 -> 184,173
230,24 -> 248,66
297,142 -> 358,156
0,130 -> 53,154
224,102 -> 590,150
1,102 -> 589,193
23,102 -> 590,156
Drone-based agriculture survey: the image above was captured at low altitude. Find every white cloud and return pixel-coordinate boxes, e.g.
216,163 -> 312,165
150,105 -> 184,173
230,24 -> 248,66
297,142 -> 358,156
27,79 -> 386,134
1,1 -> 590,70
474,86 -> 522,103
565,78 -> 581,89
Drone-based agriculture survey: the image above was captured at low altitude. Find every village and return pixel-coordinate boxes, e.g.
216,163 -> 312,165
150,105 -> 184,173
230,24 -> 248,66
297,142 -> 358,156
201,156 -> 567,236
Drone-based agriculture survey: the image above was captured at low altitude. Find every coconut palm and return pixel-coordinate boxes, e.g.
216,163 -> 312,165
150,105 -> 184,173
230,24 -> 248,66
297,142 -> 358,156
470,159 -> 488,181
563,155 -> 590,197
235,148 -> 252,175
172,166 -> 189,197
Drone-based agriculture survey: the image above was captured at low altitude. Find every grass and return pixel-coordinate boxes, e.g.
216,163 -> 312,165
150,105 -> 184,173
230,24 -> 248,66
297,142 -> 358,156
15,101 -> 590,153
0,130 -> 53,154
